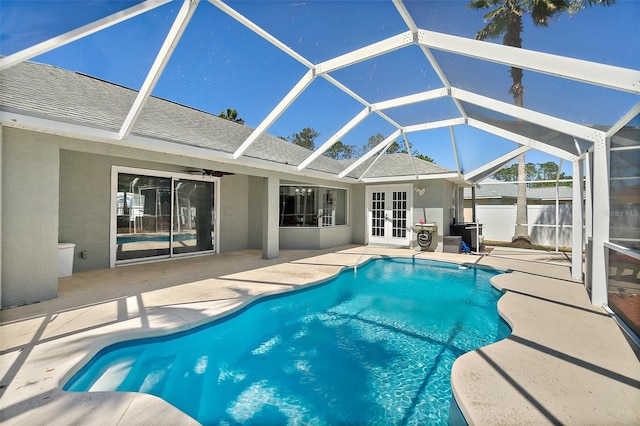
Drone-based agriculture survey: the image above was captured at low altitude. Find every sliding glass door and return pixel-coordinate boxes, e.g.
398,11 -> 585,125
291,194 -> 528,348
113,168 -> 218,264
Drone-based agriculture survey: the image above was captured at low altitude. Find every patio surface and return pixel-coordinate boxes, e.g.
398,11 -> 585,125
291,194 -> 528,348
1,246 -> 638,424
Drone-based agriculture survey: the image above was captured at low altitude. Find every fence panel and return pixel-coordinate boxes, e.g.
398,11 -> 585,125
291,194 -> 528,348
475,203 -> 573,248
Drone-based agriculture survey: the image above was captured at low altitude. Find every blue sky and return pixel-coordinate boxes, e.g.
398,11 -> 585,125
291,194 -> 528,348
2,0 -> 639,176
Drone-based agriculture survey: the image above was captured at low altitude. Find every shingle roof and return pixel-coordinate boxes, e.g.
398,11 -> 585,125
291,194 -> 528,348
347,152 -> 453,179
0,61 -> 455,181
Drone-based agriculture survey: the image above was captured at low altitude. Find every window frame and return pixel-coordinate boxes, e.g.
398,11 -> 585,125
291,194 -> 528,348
279,184 -> 349,228
110,166 -> 220,267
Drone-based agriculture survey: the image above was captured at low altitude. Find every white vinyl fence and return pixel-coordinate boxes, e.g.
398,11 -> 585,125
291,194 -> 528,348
475,203 -> 574,248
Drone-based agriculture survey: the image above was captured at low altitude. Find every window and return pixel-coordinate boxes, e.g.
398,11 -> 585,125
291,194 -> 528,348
113,168 -> 218,264
279,185 -> 347,227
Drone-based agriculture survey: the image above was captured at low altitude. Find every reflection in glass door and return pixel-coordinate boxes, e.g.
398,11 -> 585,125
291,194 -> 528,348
115,170 -> 217,264
173,179 -> 215,255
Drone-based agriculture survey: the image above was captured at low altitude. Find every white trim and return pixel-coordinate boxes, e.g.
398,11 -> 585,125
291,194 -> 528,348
0,0 -> 171,71
418,29 -> 640,94
110,165 -> 220,267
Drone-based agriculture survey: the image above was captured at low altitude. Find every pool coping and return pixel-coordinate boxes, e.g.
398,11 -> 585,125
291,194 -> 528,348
1,246 -> 638,424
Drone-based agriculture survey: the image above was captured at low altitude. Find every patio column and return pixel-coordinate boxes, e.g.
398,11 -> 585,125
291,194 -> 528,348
262,175 -> 279,260
590,138 -> 609,306
571,160 -> 584,281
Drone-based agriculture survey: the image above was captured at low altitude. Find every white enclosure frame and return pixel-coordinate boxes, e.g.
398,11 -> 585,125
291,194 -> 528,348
1,0 -> 638,308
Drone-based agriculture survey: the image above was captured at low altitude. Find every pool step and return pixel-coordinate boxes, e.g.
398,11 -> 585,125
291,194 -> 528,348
161,350 -> 206,419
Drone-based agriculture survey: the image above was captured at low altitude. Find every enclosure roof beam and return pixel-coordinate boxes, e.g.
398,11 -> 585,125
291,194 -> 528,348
371,88 -> 449,111
454,88 -> 605,144
403,118 -> 465,133
0,0 -> 171,71
418,29 -> 640,94
463,146 -> 531,182
315,31 -> 414,75
449,126 -> 461,174
321,74 -> 403,129
361,172 -> 460,183
119,0 -> 199,140
297,106 -> 371,171
208,0 -> 314,68
233,69 -> 315,159
338,129 -> 402,178
607,101 -> 640,138
468,118 -> 577,162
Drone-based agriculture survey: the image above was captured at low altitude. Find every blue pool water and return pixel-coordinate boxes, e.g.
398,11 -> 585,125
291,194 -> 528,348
65,258 -> 509,425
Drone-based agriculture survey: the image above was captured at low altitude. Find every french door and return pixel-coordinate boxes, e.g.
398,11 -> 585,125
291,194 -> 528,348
367,185 -> 412,246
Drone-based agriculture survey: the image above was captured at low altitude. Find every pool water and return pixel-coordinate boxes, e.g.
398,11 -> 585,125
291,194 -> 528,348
65,258 -> 510,425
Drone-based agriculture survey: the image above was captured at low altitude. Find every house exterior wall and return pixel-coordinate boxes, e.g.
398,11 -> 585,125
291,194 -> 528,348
247,176 -> 264,250
1,126 -> 454,306
411,180 -> 455,251
218,174 -> 249,253
2,127 -> 59,307
59,150 -> 113,271
351,184 -> 367,245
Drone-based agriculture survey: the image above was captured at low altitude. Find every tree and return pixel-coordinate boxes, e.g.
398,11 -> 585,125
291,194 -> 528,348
217,107 -> 244,124
288,127 -> 319,150
468,0 -> 614,242
492,161 -> 572,186
360,134 -> 434,162
325,141 -> 357,160
414,153 -> 435,163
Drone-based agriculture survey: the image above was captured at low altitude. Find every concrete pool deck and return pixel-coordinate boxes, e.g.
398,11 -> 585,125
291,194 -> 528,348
1,246 -> 638,424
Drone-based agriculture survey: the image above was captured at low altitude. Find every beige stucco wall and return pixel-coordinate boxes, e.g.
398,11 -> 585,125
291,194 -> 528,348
1,126 -> 454,306
2,127 -> 60,307
218,174 -> 250,253
411,179 -> 455,251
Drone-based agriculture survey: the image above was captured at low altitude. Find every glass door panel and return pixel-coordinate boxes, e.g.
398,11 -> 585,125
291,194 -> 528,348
173,179 -> 215,255
116,173 -> 171,261
392,190 -> 407,239
369,190 -> 386,244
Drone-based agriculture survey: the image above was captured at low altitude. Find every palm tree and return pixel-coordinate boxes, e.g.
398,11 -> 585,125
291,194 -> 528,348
468,0 -> 615,243
218,108 -> 244,124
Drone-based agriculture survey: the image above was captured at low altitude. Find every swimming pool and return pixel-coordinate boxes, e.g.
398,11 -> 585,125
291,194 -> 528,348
65,258 -> 509,425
